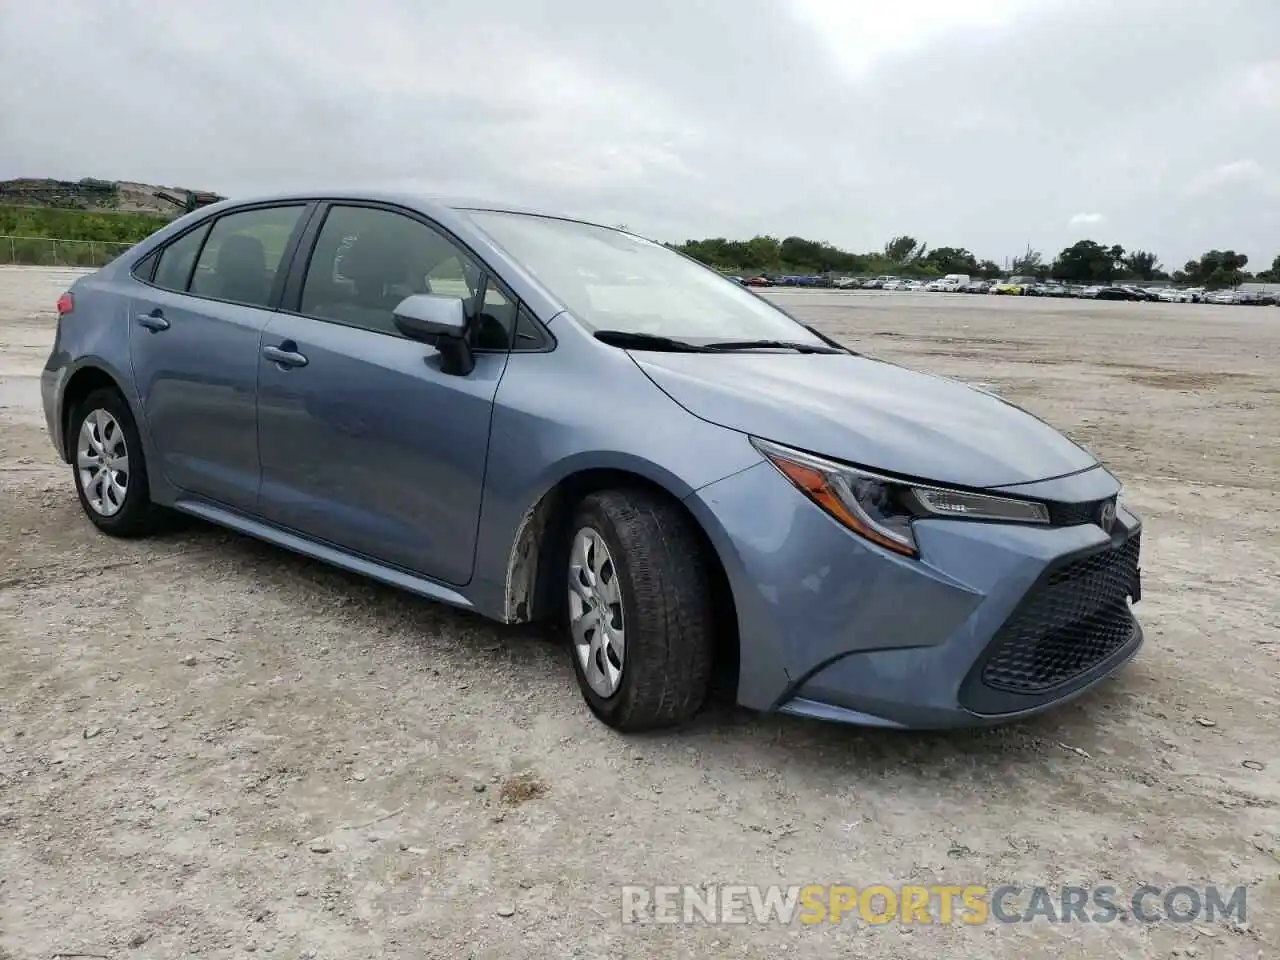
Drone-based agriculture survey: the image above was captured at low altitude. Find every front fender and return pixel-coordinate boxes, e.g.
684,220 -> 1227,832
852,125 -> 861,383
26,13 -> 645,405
467,369 -> 764,622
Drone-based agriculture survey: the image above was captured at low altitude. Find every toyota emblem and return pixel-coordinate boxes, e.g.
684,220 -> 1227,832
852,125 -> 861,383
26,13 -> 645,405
1097,499 -> 1117,533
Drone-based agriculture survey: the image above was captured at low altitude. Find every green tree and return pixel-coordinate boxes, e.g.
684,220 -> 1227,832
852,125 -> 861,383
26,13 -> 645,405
883,235 -> 924,264
1182,250 -> 1251,290
921,246 -> 980,275
1009,245 -> 1043,275
1123,250 -> 1161,280
1054,240 -> 1122,283
743,235 -> 781,269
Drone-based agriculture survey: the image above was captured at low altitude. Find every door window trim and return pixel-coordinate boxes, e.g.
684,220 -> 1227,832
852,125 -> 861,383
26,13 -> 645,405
130,200 -> 317,311
279,199 -> 556,354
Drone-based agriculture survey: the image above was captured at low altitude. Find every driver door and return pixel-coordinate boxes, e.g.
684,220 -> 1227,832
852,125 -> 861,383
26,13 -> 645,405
254,203 -> 513,586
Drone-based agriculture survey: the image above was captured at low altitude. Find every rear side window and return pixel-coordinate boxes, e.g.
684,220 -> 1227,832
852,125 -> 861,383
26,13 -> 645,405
151,223 -> 210,292
189,206 -> 305,308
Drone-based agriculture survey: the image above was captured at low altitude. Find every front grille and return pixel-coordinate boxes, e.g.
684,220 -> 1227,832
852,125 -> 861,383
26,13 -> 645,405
1048,498 -> 1112,527
980,535 -> 1141,695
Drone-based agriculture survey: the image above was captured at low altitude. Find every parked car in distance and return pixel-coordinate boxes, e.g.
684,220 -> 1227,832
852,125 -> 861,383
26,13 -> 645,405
42,190 -> 1144,732
1027,283 -> 1068,297
900,280 -> 926,292
1156,288 -> 1193,303
924,278 -> 961,292
1119,285 -> 1159,302
832,276 -> 861,289
744,276 -> 773,287
1203,290 -> 1237,304
1090,286 -> 1138,301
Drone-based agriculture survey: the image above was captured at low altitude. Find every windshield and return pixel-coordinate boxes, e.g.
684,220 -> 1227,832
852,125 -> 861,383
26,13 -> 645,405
466,211 -> 824,344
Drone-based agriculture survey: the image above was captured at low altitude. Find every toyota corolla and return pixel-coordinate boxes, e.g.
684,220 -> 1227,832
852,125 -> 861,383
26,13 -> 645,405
41,192 -> 1144,731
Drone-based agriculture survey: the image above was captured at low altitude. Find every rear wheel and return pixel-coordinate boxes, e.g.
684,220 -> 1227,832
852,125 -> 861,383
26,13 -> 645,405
70,388 -> 163,537
564,489 -> 715,731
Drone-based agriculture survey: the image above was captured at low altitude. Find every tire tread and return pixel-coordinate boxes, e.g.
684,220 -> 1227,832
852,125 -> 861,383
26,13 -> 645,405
571,488 -> 715,731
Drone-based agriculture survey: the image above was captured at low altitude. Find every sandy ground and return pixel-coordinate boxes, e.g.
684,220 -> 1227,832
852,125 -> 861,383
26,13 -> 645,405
0,267 -> 1276,959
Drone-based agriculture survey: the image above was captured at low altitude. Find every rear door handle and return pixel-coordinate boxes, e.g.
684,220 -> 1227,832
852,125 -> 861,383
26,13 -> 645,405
263,343 -> 308,368
136,311 -> 169,332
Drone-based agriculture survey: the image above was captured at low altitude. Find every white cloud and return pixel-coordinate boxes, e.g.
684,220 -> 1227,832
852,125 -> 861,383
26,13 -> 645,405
1068,213 -> 1106,228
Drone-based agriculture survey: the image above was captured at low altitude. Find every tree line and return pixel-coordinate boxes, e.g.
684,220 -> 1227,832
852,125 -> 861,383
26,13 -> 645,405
1,203 -> 1276,291
671,234 -> 1280,290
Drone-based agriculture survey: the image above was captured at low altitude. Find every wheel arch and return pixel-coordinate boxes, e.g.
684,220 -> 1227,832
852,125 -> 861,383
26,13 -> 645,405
504,465 -> 741,693
59,362 -> 134,462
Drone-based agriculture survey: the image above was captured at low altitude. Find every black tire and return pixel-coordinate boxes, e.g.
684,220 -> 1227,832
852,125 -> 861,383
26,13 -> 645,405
563,489 -> 715,731
69,387 -> 163,538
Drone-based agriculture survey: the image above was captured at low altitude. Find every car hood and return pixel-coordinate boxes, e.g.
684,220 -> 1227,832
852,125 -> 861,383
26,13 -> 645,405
633,352 -> 1097,488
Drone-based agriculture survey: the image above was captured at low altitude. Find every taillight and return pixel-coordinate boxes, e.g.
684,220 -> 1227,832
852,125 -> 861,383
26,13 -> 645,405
56,292 -> 74,316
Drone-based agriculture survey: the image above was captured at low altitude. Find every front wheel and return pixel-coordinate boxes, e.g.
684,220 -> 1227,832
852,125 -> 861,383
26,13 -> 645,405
564,489 -> 715,731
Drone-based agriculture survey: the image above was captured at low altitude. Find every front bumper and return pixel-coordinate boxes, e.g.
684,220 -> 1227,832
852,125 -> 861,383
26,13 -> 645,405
685,461 -> 1142,730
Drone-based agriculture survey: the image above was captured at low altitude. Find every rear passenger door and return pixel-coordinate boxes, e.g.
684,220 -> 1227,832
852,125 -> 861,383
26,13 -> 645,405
128,203 -> 310,511
255,202 -> 515,586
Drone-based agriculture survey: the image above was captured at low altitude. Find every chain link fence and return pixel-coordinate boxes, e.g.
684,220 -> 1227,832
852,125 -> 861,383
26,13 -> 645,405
0,236 -> 134,268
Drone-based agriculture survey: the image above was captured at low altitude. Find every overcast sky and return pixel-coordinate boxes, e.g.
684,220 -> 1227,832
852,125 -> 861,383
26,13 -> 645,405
2,0 -> 1277,268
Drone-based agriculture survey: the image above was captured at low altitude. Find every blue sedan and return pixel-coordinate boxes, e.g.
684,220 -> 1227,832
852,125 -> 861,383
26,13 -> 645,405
40,191 -> 1143,731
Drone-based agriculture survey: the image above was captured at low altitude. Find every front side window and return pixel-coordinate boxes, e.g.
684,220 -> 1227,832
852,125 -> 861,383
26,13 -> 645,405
467,210 -> 825,344
151,223 -> 211,292
300,205 -> 484,338
189,205 -> 305,307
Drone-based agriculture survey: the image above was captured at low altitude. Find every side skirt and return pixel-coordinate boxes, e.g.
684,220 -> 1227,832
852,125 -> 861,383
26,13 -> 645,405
172,497 -> 474,610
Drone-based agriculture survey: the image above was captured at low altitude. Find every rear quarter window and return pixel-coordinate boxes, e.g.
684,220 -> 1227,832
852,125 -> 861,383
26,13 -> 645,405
151,223 -> 212,292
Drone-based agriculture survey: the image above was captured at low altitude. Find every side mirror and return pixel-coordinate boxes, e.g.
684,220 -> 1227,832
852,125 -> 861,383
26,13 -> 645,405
392,294 -> 467,341
392,294 -> 474,376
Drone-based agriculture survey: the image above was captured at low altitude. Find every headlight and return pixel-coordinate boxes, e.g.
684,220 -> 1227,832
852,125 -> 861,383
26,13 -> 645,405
752,438 -> 1050,558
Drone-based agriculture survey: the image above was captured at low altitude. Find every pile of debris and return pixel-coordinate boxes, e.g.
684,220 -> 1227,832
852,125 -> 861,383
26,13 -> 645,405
0,177 -> 224,215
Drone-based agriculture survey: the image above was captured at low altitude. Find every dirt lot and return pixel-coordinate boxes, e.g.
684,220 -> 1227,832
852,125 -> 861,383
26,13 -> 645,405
1,268 -> 1277,959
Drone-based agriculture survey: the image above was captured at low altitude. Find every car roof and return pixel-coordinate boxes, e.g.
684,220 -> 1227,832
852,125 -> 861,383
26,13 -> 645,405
191,189 -> 611,231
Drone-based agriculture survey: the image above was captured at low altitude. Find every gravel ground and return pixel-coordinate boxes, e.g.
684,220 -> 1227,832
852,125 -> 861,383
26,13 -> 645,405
1,267 -> 1277,959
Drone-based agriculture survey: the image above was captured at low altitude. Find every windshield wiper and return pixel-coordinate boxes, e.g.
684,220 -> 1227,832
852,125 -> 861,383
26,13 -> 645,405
593,330 -> 712,352
700,339 -> 846,354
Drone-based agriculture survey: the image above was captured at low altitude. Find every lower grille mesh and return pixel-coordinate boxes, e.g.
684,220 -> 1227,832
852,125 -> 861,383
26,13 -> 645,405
981,535 -> 1141,695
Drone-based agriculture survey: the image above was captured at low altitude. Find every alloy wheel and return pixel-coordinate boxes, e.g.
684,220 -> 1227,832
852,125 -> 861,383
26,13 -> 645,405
568,526 -> 626,697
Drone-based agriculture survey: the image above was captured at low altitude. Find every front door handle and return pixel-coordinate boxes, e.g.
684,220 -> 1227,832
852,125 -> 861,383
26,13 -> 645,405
263,343 -> 309,368
136,311 -> 169,332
